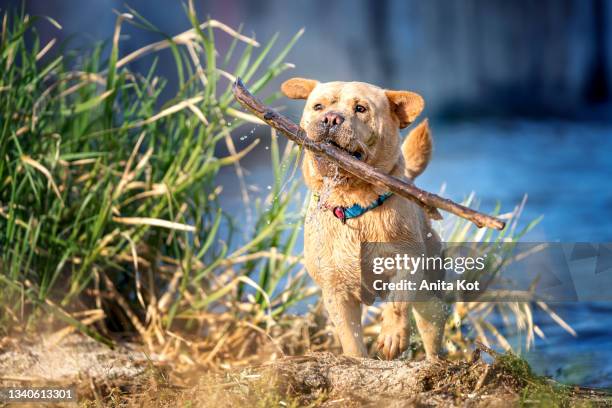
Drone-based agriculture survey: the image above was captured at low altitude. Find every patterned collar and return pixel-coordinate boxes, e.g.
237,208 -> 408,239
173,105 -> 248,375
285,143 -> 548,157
312,191 -> 393,224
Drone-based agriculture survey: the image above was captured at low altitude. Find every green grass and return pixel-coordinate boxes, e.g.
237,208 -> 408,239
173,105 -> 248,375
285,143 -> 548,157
0,4 -> 309,346
493,352 -> 572,407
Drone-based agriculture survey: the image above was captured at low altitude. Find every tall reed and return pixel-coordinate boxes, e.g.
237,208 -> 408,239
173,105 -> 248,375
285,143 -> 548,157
0,4 -> 307,349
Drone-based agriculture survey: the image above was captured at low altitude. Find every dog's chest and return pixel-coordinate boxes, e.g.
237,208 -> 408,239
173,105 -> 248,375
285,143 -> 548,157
303,208 -> 361,290
303,200 -> 416,287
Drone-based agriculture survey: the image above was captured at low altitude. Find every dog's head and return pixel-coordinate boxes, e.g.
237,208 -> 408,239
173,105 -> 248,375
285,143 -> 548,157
281,78 -> 424,187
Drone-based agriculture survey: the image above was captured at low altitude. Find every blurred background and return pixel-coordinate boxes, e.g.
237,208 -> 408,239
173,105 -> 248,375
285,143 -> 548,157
3,0 -> 612,388
10,0 -> 612,118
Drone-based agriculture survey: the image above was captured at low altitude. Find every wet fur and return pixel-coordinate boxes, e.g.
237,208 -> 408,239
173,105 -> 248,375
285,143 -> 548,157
282,78 -> 447,360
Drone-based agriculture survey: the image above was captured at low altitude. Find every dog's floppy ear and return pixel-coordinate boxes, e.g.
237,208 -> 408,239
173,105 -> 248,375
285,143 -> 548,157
281,77 -> 318,99
385,90 -> 425,129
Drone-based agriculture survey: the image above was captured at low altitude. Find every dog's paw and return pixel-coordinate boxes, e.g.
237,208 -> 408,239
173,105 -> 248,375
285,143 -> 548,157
376,319 -> 410,360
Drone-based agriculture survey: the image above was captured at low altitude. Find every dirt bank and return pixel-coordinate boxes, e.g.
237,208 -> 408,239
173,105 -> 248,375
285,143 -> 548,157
0,334 -> 609,407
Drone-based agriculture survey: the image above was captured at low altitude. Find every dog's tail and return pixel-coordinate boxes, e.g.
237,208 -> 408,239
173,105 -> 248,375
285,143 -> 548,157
402,119 -> 432,180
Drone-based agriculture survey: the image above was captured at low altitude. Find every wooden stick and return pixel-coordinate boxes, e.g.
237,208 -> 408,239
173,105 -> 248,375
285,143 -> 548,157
232,78 -> 506,230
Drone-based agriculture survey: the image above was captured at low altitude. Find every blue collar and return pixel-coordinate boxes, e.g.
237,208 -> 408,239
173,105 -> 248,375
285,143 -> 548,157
313,191 -> 393,223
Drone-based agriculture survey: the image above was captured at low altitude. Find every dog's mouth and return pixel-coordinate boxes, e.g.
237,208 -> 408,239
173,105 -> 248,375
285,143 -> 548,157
327,140 -> 363,160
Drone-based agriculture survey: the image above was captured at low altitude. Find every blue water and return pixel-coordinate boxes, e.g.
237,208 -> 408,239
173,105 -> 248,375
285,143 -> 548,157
422,121 -> 612,388
420,120 -> 612,243
221,119 -> 612,388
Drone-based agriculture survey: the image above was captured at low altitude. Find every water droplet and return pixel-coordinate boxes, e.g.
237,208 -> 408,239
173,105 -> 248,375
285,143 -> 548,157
267,185 -> 272,190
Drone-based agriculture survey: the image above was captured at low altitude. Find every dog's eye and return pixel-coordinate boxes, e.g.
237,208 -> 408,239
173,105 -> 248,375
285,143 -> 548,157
313,103 -> 324,111
355,104 -> 367,113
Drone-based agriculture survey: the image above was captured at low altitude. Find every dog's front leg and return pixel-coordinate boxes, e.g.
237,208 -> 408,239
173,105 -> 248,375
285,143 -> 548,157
323,289 -> 367,358
413,299 -> 447,359
377,301 -> 411,360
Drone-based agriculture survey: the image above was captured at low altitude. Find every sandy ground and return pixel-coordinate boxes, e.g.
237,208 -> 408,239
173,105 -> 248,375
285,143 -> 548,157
0,334 -> 156,383
1,334 -> 610,407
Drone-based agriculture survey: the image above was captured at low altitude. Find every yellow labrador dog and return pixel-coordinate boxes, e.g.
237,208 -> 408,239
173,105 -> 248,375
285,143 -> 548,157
282,78 -> 447,360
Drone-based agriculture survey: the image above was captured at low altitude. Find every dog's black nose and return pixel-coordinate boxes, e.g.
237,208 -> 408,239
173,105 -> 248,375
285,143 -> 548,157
321,111 -> 345,129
